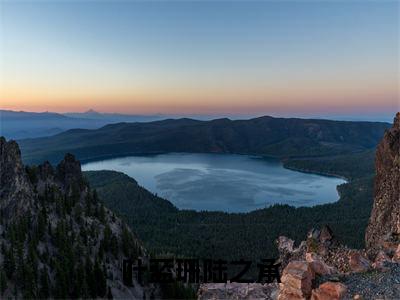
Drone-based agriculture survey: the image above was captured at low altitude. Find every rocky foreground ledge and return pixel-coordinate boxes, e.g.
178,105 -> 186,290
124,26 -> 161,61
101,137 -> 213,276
198,114 -> 400,300
198,227 -> 400,300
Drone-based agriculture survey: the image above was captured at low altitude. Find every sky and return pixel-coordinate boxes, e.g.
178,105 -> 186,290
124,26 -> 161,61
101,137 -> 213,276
0,0 -> 399,118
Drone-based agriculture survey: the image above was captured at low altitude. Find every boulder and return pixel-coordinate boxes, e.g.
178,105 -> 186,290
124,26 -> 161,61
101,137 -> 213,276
348,252 -> 371,273
306,252 -> 337,275
278,261 -> 314,300
372,250 -> 391,271
311,282 -> 347,300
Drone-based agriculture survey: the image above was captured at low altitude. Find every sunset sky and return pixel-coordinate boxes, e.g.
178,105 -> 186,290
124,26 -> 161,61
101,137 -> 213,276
0,1 -> 399,117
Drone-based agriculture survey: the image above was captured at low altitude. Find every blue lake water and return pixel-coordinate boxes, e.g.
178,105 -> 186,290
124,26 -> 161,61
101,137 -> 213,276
82,153 -> 346,213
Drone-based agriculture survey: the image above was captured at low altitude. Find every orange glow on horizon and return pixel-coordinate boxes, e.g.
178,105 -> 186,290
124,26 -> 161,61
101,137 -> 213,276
1,77 -> 398,115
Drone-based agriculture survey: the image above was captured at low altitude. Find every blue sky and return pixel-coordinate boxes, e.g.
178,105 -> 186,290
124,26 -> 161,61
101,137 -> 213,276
1,0 -> 399,119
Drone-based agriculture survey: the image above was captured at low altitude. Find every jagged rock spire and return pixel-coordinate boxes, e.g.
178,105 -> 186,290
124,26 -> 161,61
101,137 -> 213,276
56,152 -> 85,193
0,137 -> 27,193
394,112 -> 400,129
365,113 -> 400,253
0,137 -> 34,219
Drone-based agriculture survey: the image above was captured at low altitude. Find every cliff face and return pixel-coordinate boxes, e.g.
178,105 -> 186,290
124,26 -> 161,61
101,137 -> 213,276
0,137 -> 156,299
365,113 -> 400,253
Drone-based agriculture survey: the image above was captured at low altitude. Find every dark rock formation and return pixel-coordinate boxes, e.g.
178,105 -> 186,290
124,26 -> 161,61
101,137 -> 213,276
0,137 -> 157,298
0,137 -> 35,219
365,112 -> 400,254
55,153 -> 85,194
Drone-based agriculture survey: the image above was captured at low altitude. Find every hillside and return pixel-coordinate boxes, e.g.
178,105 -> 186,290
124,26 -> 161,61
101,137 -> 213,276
0,137 -> 156,298
283,150 -> 376,181
19,116 -> 390,164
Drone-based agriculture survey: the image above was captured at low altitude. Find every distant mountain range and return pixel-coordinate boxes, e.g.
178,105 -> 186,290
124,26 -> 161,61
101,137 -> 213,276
0,109 -> 166,139
2,109 -> 394,140
63,109 -> 165,122
19,115 -> 390,165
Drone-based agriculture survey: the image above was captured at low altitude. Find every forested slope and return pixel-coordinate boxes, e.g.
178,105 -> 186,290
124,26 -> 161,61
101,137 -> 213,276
85,152 -> 374,262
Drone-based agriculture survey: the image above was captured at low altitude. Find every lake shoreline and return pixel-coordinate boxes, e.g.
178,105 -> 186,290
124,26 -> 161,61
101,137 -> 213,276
82,152 -> 346,212
79,150 -> 349,182
282,164 -> 350,182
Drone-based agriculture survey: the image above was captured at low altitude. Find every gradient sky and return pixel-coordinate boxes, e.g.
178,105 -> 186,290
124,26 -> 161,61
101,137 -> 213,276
0,1 -> 399,116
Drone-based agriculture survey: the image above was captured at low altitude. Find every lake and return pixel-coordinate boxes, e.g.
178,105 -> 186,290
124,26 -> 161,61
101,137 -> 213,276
82,153 -> 346,213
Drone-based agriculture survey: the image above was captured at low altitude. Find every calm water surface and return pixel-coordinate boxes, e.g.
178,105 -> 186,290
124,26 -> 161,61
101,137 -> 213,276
82,153 -> 346,213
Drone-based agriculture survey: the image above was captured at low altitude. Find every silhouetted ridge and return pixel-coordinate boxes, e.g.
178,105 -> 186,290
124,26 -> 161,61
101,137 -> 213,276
19,116 -> 390,164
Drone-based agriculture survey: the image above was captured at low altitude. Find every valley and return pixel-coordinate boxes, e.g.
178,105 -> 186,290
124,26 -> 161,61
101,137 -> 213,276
16,115 -> 383,263
83,150 -> 374,262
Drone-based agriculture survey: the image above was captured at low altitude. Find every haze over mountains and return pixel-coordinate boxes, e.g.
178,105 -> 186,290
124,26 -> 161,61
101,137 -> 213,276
19,115 -> 390,165
1,109 -> 393,140
0,109 -> 166,139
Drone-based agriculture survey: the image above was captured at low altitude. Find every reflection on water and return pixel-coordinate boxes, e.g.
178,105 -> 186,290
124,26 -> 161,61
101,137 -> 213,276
82,153 -> 346,213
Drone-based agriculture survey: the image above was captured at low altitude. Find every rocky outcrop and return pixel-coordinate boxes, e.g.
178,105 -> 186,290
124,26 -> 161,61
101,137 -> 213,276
365,112 -> 400,254
202,114 -> 400,300
55,153 -> 85,194
277,226 -> 354,274
277,236 -> 307,271
276,225 -> 400,300
0,137 -> 157,299
0,137 -> 35,219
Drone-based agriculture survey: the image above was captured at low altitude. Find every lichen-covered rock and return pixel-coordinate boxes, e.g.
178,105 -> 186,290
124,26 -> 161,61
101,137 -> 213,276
365,113 -> 400,254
